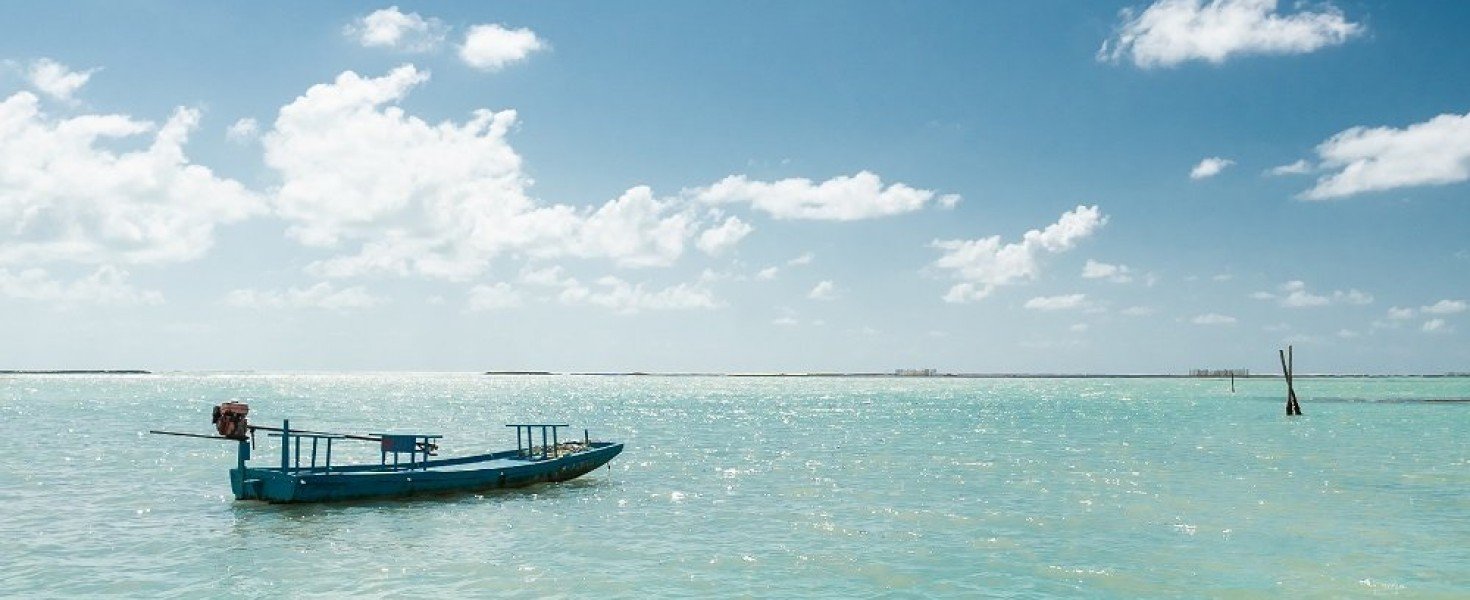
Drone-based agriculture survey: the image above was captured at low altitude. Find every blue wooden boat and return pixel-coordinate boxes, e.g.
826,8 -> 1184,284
153,403 -> 622,503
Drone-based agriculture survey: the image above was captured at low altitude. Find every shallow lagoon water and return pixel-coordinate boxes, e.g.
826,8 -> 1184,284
1,374 -> 1467,597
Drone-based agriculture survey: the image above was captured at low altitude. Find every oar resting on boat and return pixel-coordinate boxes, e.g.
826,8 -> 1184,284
151,403 -> 622,503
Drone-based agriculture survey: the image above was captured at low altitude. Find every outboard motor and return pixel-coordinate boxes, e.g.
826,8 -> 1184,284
211,402 -> 250,440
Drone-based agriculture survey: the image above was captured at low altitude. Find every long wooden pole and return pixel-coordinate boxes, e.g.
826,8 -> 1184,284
1279,346 -> 1302,416
248,424 -> 381,443
1290,346 -> 1301,415
1279,348 -> 1293,415
149,430 -> 230,440
1288,348 -> 1295,414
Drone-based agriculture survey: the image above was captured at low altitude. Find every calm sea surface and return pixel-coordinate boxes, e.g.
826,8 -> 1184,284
1,374 -> 1467,598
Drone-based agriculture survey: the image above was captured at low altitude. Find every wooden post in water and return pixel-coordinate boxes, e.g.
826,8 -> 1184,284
1289,348 -> 1302,415
1278,346 -> 1302,416
1230,371 -> 1235,394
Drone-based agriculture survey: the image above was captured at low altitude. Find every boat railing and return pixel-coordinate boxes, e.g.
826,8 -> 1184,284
161,415 -> 598,473
260,419 -> 442,473
265,430 -> 345,473
507,424 -> 585,460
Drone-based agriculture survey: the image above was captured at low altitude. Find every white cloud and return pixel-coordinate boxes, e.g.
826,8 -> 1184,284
267,65 -> 511,253
561,276 -> 719,314
264,66 -> 703,280
752,253 -> 812,281
696,268 -> 731,284
1211,273 -> 1233,282
1282,333 -> 1322,345
1277,291 -> 1324,306
931,205 -> 1106,303
0,91 -> 264,267
1099,0 -> 1363,69
1336,328 -> 1359,339
224,282 -> 382,311
564,186 -> 697,268
1082,259 -> 1132,283
0,266 -> 162,306
1070,323 -> 1090,333
345,6 -> 447,52
225,117 -> 258,143
1024,293 -> 1088,311
1252,280 -> 1373,308
694,171 -> 950,221
1422,319 -> 1448,333
1386,306 -> 1416,320
1300,112 -> 1470,200
1422,299 -> 1467,315
459,24 -> 546,71
466,282 -> 522,311
1278,280 -> 1329,307
26,58 -> 96,103
1267,159 -> 1312,176
1336,289 -> 1373,305
696,215 -> 753,256
808,280 -> 837,301
252,65 -> 954,301
1189,157 -> 1234,179
772,316 -> 799,327
515,265 -> 559,286
1120,305 -> 1155,316
517,266 -> 719,314
1192,312 -> 1237,325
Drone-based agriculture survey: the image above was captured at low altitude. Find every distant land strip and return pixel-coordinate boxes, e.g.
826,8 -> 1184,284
1314,396 -> 1470,403
2,370 -> 1461,378
483,372 -> 1470,378
0,370 -> 151,375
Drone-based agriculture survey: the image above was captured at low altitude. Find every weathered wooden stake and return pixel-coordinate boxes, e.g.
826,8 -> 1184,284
1278,345 -> 1302,416
1290,347 -> 1302,415
1230,371 -> 1235,393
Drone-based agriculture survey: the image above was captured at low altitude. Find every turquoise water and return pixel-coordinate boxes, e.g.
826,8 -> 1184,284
1,374 -> 1467,597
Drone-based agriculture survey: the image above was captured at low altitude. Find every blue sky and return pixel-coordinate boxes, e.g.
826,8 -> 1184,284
0,1 -> 1467,373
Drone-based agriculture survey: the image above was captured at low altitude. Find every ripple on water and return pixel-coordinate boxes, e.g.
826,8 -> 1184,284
1,374 -> 1468,596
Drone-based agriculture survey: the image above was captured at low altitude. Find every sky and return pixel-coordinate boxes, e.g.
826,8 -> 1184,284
0,0 -> 1467,373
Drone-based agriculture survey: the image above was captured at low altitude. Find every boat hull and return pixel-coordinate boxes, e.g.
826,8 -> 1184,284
231,442 -> 622,503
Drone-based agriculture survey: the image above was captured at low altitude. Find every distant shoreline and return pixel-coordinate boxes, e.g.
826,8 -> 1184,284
1,370 -> 1462,378
0,370 -> 151,375
491,372 -> 1470,379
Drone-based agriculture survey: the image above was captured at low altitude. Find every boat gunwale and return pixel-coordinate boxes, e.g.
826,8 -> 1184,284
246,441 -> 622,476
231,442 -> 623,503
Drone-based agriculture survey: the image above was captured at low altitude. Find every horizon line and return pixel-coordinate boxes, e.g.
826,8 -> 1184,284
3,369 -> 1468,378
